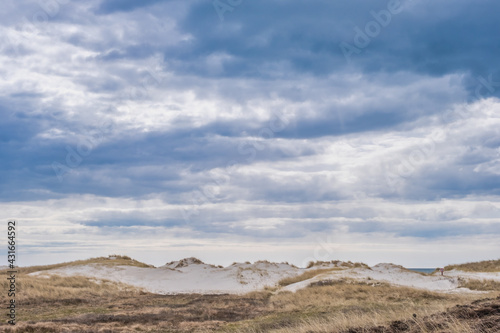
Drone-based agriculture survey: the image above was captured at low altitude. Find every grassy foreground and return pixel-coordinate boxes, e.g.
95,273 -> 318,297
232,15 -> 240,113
0,275 -> 498,332
1,256 -> 499,332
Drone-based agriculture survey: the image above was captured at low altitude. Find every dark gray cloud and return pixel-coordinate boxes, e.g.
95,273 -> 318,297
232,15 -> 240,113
95,0 -> 171,14
160,0 -> 500,91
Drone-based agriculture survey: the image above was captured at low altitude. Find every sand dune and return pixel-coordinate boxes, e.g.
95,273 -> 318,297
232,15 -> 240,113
29,257 -> 500,295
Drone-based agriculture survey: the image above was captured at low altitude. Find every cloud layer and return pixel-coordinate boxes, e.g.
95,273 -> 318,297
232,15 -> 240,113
1,0 -> 500,267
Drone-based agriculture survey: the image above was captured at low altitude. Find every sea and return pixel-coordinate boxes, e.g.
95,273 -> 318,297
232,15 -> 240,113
407,268 -> 436,274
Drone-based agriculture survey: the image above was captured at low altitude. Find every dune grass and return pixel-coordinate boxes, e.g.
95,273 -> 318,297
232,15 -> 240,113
0,269 -> 144,327
3,276 -> 497,333
305,260 -> 369,269
445,259 -> 500,272
0,273 -> 141,304
278,268 -> 342,287
6,255 -> 154,275
458,277 -> 500,291
0,254 -> 147,322
221,280 -> 497,333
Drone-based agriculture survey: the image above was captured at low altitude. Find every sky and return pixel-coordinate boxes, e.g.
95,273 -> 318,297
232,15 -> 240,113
1,0 -> 500,268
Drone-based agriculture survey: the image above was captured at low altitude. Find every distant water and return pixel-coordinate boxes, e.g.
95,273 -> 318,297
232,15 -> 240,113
407,268 -> 436,274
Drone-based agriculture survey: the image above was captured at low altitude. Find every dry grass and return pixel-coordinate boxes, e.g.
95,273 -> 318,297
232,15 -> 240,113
458,278 -> 500,291
0,255 -> 148,326
0,271 -> 145,330
341,296 -> 500,333
277,268 -> 342,287
1,273 -> 498,333
445,258 -> 500,272
306,260 -> 369,269
0,283 -> 270,332
8,254 -> 154,275
220,279 -> 498,333
0,273 -> 141,304
2,256 -> 499,333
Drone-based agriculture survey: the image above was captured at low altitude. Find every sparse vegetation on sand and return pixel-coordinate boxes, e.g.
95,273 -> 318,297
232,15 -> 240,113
458,277 -> 500,292
2,275 -> 498,332
306,260 -> 369,269
7,255 -> 154,276
278,268 -> 342,287
2,256 -> 499,332
224,280 -> 496,333
0,273 -> 141,304
445,258 -> 500,272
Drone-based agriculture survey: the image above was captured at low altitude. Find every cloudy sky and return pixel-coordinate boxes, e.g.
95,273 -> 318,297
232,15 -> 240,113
2,0 -> 500,267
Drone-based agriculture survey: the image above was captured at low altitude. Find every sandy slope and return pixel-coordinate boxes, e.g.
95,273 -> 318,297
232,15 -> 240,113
30,258 -> 302,294
283,263 -> 472,293
443,269 -> 500,282
29,258 -> 500,295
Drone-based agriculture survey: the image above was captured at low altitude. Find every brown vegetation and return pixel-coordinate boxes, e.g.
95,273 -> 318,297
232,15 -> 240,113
2,256 -> 499,332
342,296 -> 500,333
306,260 -> 370,269
458,278 -> 500,292
6,255 -> 154,276
445,259 -> 500,272
277,268 -> 342,286
1,274 -> 140,303
2,272 -> 498,333
227,279 -> 494,333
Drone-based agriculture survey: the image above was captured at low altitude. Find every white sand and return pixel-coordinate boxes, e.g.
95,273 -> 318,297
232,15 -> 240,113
31,258 -> 302,294
443,269 -> 500,282
283,263 -> 471,293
